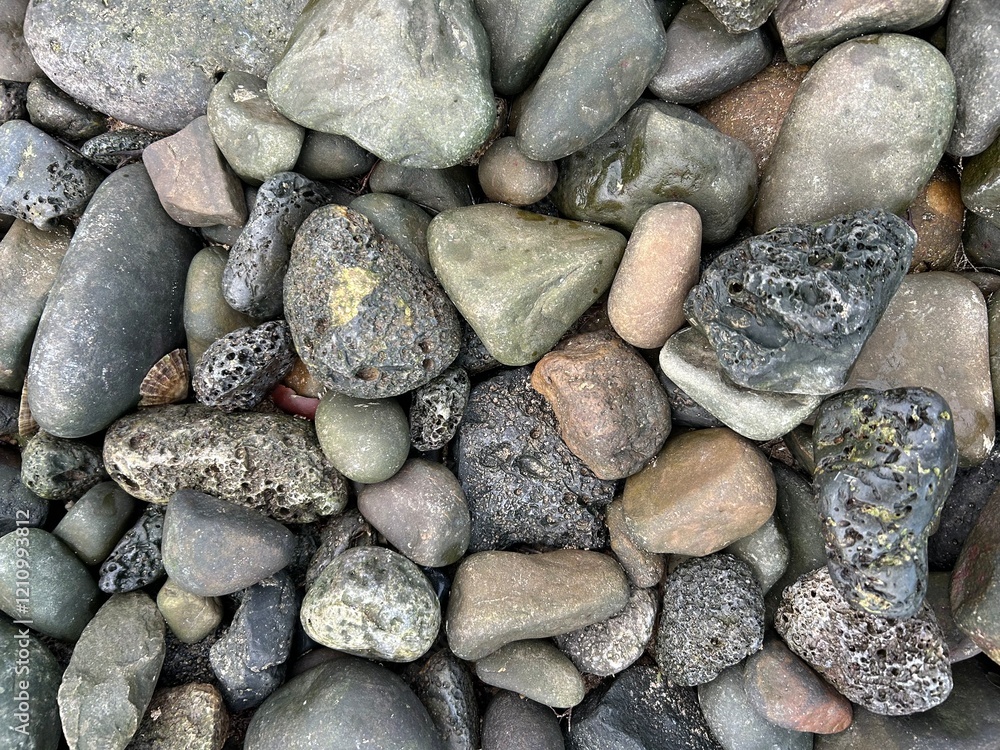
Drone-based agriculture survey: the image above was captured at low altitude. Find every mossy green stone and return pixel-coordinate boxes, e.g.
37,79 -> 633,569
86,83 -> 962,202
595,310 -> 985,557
314,392 -> 410,484
0,619 -> 62,750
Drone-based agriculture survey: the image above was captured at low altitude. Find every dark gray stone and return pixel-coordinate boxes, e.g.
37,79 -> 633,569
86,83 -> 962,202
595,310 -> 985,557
0,80 -> 27,122
158,630 -> 218,689
481,691 -> 563,750
455,321 -> 500,376
455,368 -> 615,550
283,205 -> 461,399
222,172 -> 332,319
98,504 -> 165,594
26,162 -> 198,438
685,209 -> 914,395
409,367 -> 470,451
304,509 -> 375,589
814,387 -> 958,618
350,192 -> 433,275
963,211 -> 1000,270
0,618 -> 62,750
295,130 -> 375,180
23,0 -> 309,132
368,163 -> 476,214
25,78 -> 105,141
962,133 -> 1000,226
80,128 -> 161,167
657,373 -> 726,429
406,650 -> 480,750
52,481 -> 135,566
946,0 -> 1000,156
552,100 -> 756,242
19,431 -> 105,501
210,572 -> 297,710
0,449 -> 46,535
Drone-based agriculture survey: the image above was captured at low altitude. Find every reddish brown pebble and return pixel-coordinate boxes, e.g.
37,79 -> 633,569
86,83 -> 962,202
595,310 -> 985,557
607,202 -> 701,349
743,634 -> 853,734
477,136 -> 557,206
908,164 -> 963,272
531,330 -> 671,480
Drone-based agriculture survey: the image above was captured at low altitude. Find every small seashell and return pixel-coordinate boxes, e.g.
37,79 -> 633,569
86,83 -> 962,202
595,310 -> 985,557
18,381 -> 37,440
139,349 -> 190,406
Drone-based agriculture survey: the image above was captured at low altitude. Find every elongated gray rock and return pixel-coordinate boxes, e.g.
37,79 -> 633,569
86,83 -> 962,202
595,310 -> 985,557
58,593 -> 165,750
755,34 -> 956,232
946,0 -> 1000,157
268,0 -> 495,168
26,163 -> 198,438
553,100 -> 756,242
23,0 -> 309,132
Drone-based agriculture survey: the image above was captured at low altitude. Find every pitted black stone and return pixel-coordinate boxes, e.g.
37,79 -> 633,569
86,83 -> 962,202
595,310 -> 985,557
409,366 -> 470,452
813,387 -> 958,619
98,504 -> 165,593
0,81 -> 28,123
81,128 -> 161,167
454,367 -> 615,551
684,209 -> 914,395
192,320 -> 296,412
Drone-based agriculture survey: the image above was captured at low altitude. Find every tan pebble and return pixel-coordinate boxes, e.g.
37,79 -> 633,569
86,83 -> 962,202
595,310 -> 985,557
477,136 -> 557,206
908,164 -> 963,272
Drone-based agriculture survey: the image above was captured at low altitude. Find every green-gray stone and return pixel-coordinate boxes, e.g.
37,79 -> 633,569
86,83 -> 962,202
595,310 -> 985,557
0,528 -> 100,641
755,34 -> 956,233
300,546 -> 441,662
475,640 -> 585,708
724,515 -> 790,593
268,0 -> 495,169
552,100 -> 757,242
25,78 -> 107,141
23,0 -> 309,132
57,592 -> 165,750
428,203 -> 626,366
962,133 -> 1000,227
314,392 -> 410,484
515,0 -> 667,161
19,432 -> 106,502
350,193 -> 433,275
368,163 -> 477,214
52,481 -> 135,565
207,71 -> 304,184
963,211 -> 1000,271
0,220 -> 70,393
155,577 -> 222,644
245,656 -> 445,750
0,619 -> 61,750
295,131 -> 375,181
26,162 -> 199,439
0,450 -> 47,536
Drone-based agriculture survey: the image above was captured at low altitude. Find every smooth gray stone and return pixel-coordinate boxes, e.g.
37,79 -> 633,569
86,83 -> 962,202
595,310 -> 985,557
57,593 -> 165,750
0,0 -> 42,82
26,163 -> 198,438
25,78 -> 106,141
553,100 -> 756,242
0,618 -> 61,750
775,0 -> 948,65
245,656 -> 445,750
313,392 -> 410,484
368,163 -> 476,214
474,0 -> 589,96
649,0 -> 773,105
962,134 -> 1000,226
724,515 -> 790,593
23,0 -> 309,132
350,192 -> 433,275
295,130 -> 375,180
476,640 -> 584,708
481,692 -> 564,750
52,481 -> 135,566
516,0 -> 667,162
0,220 -> 70,392
947,0 -> 1000,156
755,34 -> 956,232
0,120 -> 103,229
0,528 -> 100,641
964,211 -> 1000,270
268,0 -> 494,169
0,449 -> 46,536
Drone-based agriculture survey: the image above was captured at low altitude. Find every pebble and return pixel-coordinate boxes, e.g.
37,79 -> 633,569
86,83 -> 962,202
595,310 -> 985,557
295,130 -> 375,180
268,0 -> 494,168
477,136 -> 558,206
368,162 -> 477,213
244,656 -> 443,750
206,71 -> 304,184
52,481 -> 135,565
161,489 -> 295,597
409,367 -> 470,452
0,0 -> 41,81
686,209 -> 914,395
769,465 -> 828,603
607,201 -> 701,350
25,78 -> 106,141
313,391 -> 410,484
481,691 -> 564,750
622,427 -> 775,555
649,0 -> 772,105
98,504 -> 165,594
962,131 -> 1000,225
516,0 -> 666,161
142,116 -> 247,228
57,592 -> 165,750
553,100 -> 756,242
349,192 -> 433,275
210,572 -> 297,710
774,567 -> 952,715
847,272 -> 995,466
926,571 -> 980,662
755,34 -> 955,232
951,484 -> 1000,663
446,549 -> 629,661
103,404 -> 347,523
129,682 -> 228,750
27,163 -> 198,438
284,205 -> 461,398
475,639 -> 585,708
455,368 -> 615,550
699,0 -> 776,32
405,650 -> 480,750
185,249 -> 259,369
156,578 -> 222,644
0,120 -> 103,229
357,459 -> 470,568
946,0 -> 1000,156
430,204 -> 624,366
605,498 -> 665,588
192,320 -> 296,411
20,431 -> 105,501
908,164 -> 964,271
555,586 -> 657,676
655,553 -> 764,686
222,171 -> 331,319
0,448 -> 47,534
80,127 -> 161,167
304,509 -> 374,589
724,515 -> 790,593
300,546 -> 440,662
0,618 -> 62,750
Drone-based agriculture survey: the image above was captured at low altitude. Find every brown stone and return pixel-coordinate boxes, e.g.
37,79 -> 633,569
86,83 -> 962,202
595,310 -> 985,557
621,427 -> 776,555
908,165 -> 964,272
607,202 -> 701,350
130,682 -> 229,750
697,59 -> 809,174
951,485 -> 1000,663
605,498 -> 665,588
743,634 -> 853,734
143,116 -> 247,228
847,272 -> 995,466
530,330 -> 671,480
477,136 -> 557,206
